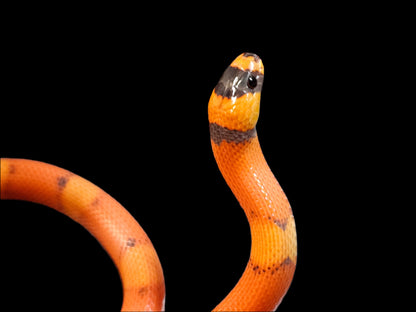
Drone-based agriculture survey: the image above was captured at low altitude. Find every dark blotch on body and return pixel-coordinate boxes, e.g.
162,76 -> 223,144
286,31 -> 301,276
57,176 -> 69,189
273,217 -> 289,231
250,256 -> 294,276
138,286 -> 148,296
126,237 -> 136,248
91,197 -> 100,206
281,257 -> 293,266
8,164 -> 16,174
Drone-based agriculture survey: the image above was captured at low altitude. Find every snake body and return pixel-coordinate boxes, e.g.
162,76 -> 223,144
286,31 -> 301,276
208,53 -> 297,311
0,53 -> 296,311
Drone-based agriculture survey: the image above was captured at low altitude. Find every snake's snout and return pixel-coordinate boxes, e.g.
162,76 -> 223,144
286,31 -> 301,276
232,53 -> 264,75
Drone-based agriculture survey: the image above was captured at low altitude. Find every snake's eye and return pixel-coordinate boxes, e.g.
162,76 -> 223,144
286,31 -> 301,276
247,74 -> 257,89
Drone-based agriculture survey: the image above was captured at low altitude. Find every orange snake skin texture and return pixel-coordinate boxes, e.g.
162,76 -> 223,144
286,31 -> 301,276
0,53 -> 296,311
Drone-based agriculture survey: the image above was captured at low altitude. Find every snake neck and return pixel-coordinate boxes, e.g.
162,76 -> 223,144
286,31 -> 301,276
210,130 -> 293,224
210,129 -> 297,311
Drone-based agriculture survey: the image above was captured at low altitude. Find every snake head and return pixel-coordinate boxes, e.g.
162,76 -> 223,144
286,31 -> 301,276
208,53 -> 264,132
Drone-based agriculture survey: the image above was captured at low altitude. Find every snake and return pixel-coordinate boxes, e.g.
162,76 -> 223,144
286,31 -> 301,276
0,53 -> 297,311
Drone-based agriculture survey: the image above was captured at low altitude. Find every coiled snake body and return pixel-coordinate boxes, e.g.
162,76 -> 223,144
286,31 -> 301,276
0,53 -> 296,311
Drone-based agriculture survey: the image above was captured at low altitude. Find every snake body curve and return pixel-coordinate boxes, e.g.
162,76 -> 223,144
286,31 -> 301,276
0,53 -> 296,311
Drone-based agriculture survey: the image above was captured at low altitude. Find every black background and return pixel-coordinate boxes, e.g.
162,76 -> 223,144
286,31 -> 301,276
1,10 -> 401,311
